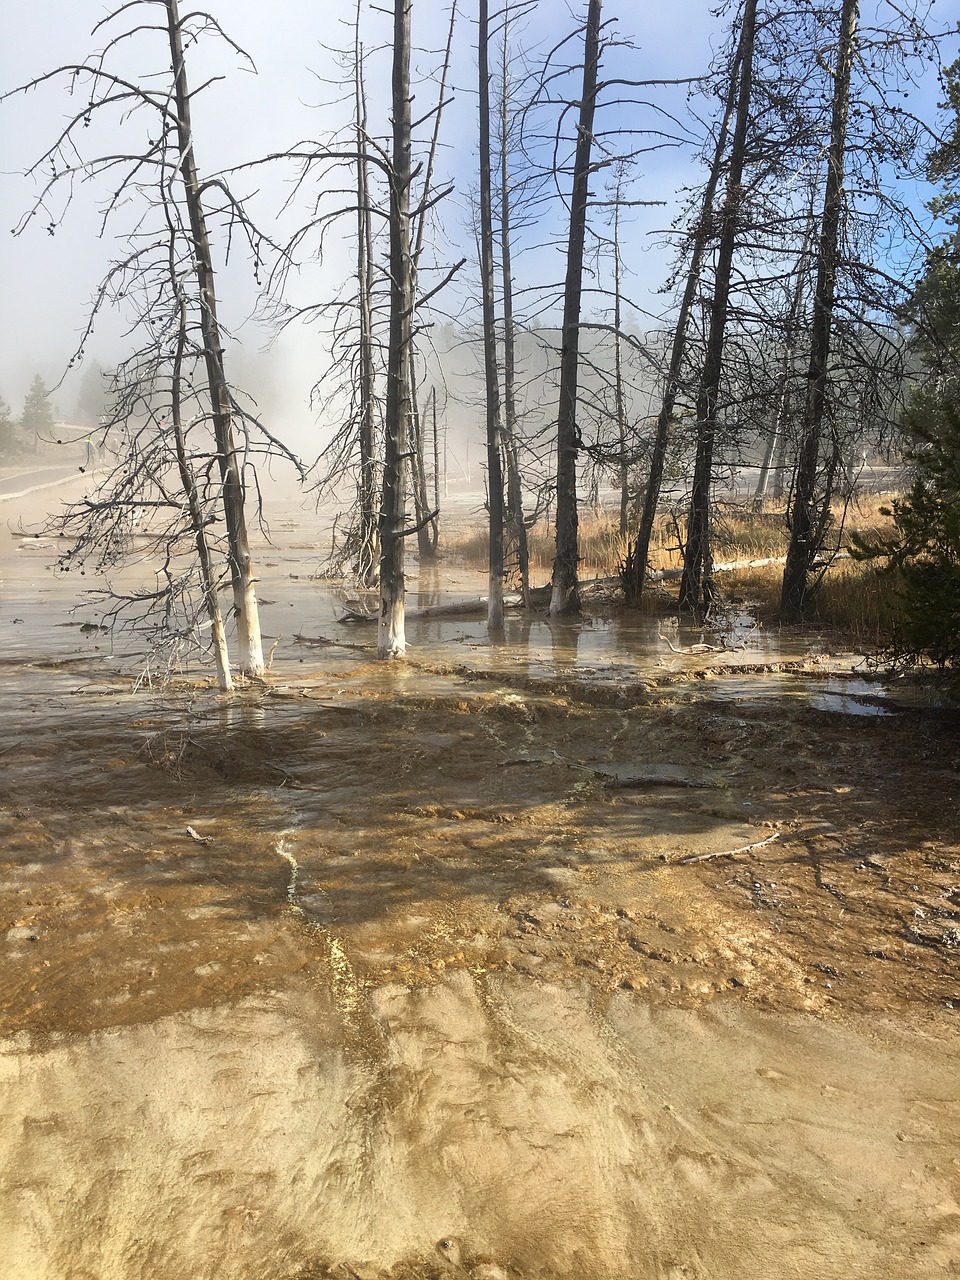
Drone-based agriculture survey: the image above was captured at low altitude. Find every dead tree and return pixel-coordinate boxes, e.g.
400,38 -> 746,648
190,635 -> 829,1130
499,145 -> 532,604
371,0 -> 465,654
4,0 -> 290,685
610,186 -> 631,538
378,0 -> 416,657
496,0 -> 537,607
753,202 -> 816,508
780,0 -> 859,619
572,163 -> 664,541
281,8 -> 387,589
164,0 -> 265,673
406,2 -> 458,567
621,29 -> 745,604
679,0 -> 758,617
479,0 -> 507,630
168,266 -> 233,690
549,0 -> 603,617
515,3 -> 697,612
266,0 -> 458,609
355,25 -> 381,587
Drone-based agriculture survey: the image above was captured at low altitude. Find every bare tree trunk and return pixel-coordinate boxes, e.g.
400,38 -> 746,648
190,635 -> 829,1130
754,201 -> 816,508
772,428 -> 789,501
355,26 -> 379,587
753,389 -> 786,508
430,387 -> 441,514
622,27 -> 745,605
479,0 -> 506,631
408,348 -> 439,562
611,192 -> 630,538
549,0 -> 602,617
170,260 -> 232,692
499,18 -> 530,606
781,0 -> 859,619
378,0 -> 414,658
679,0 -> 757,617
165,0 -> 264,676
404,0 -> 457,566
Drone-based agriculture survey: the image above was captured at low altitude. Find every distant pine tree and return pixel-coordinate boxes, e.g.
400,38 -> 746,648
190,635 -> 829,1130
20,375 -> 54,450
0,395 -> 18,460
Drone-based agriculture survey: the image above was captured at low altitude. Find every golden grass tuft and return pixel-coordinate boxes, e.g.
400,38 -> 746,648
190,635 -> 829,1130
446,510 -> 684,579
811,561 -> 904,644
443,492 -> 906,644
723,557 -> 903,645
720,496 -> 902,643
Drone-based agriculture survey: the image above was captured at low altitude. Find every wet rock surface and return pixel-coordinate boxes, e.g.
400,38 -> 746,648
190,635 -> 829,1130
3,977 -> 960,1280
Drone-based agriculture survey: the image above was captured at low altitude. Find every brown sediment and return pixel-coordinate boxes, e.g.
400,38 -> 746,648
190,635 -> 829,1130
3,671 -> 959,1039
2,481 -> 959,1278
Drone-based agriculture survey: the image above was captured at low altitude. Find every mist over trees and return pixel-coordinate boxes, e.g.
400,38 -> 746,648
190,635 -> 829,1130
3,0 -> 300,686
1,0 -> 954,677
20,375 -> 55,449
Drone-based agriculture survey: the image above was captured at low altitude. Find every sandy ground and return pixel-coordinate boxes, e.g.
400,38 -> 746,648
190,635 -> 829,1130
1,473 -> 959,1278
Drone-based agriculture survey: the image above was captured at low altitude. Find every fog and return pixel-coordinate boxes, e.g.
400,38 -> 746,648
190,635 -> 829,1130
0,1 -> 949,476
0,0 -> 720,461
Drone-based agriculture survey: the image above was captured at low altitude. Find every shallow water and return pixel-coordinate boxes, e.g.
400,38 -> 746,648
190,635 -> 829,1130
4,469 -> 959,1280
1,467 -> 889,709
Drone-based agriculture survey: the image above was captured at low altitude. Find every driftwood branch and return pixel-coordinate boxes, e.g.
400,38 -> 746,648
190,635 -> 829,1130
678,831 -> 781,865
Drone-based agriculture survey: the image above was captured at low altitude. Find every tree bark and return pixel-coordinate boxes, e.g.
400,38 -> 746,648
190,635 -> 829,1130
169,260 -> 232,692
164,0 -> 264,676
679,0 -> 758,617
623,29 -> 745,605
754,201 -> 816,508
408,347 -> 439,562
549,0 -> 602,617
610,189 -> 629,538
781,0 -> 859,619
430,386 -> 441,514
479,0 -> 506,631
404,0 -> 456,567
499,17 -> 530,606
354,27 -> 379,588
378,0 -> 414,658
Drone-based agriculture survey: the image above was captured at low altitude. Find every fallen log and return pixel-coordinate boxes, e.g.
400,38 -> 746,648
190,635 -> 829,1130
678,831 -> 781,864
408,590 -> 542,620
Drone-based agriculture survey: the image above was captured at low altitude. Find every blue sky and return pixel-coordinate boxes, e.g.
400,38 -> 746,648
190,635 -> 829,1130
0,0 -> 954,435
0,0 -> 718,421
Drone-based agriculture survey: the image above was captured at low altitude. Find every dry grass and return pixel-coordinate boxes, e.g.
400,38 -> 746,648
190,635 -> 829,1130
712,494 -> 894,563
443,493 -> 905,643
723,557 -> 903,644
720,495 -> 902,643
811,560 -> 905,644
448,510 -> 685,579
713,507 -> 791,559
